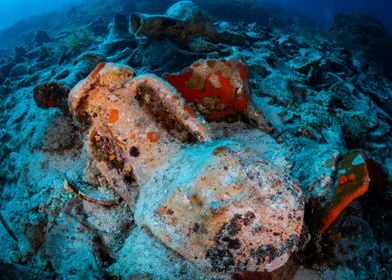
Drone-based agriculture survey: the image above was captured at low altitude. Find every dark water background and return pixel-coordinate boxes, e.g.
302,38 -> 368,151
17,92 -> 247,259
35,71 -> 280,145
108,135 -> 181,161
262,0 -> 392,31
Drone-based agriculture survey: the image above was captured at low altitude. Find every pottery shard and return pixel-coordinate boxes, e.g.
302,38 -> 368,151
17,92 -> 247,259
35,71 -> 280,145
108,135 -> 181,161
164,59 -> 250,121
135,140 -> 304,272
315,149 -> 371,232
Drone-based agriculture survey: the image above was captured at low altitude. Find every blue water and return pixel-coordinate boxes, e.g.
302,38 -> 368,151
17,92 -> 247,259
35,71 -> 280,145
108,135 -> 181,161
0,0 -> 86,30
0,0 -> 391,32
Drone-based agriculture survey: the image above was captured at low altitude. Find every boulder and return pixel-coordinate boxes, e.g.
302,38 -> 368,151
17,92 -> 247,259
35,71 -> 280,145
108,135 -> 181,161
34,30 -> 52,46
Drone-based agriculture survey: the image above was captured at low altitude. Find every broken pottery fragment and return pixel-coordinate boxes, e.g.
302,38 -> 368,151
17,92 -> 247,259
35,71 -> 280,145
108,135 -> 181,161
164,59 -> 249,121
164,58 -> 273,132
314,149 -> 371,232
69,63 -> 304,272
64,178 -> 121,207
130,1 -> 218,46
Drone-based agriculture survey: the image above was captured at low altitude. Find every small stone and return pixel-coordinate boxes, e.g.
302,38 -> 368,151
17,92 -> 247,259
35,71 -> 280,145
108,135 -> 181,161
33,82 -> 70,111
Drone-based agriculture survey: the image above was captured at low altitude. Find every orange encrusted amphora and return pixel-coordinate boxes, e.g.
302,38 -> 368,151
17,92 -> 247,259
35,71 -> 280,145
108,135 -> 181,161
69,62 -> 304,273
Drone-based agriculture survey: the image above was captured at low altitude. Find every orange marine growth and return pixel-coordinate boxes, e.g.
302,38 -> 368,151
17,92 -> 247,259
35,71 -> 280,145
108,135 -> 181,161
318,150 -> 370,232
90,63 -> 106,79
147,131 -> 160,143
108,109 -> 119,124
163,59 -> 250,121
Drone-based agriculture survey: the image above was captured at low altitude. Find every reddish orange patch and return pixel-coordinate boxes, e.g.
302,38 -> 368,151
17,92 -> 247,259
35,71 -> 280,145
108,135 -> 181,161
157,206 -> 167,215
46,99 -> 58,107
147,131 -> 160,143
321,182 -> 368,232
213,146 -> 228,156
156,206 -> 174,215
90,63 -> 105,79
108,109 -> 119,124
338,174 -> 348,185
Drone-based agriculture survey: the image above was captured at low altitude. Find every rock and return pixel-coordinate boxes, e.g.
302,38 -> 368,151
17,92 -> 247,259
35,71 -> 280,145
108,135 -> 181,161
33,82 -> 70,111
44,200 -> 104,279
130,1 -> 218,48
9,63 -> 29,77
34,30 -> 51,46
13,46 -> 26,63
258,71 -> 295,106
69,63 -> 304,273
291,143 -> 341,201
43,115 -> 79,152
288,48 -> 323,74
330,13 -> 389,40
0,62 -> 16,85
98,13 -> 137,56
87,18 -> 108,36
0,261 -> 56,280
327,13 -> 392,80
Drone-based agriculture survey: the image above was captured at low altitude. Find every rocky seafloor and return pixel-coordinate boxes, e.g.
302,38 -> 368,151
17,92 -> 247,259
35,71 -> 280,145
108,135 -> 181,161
0,0 -> 391,279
